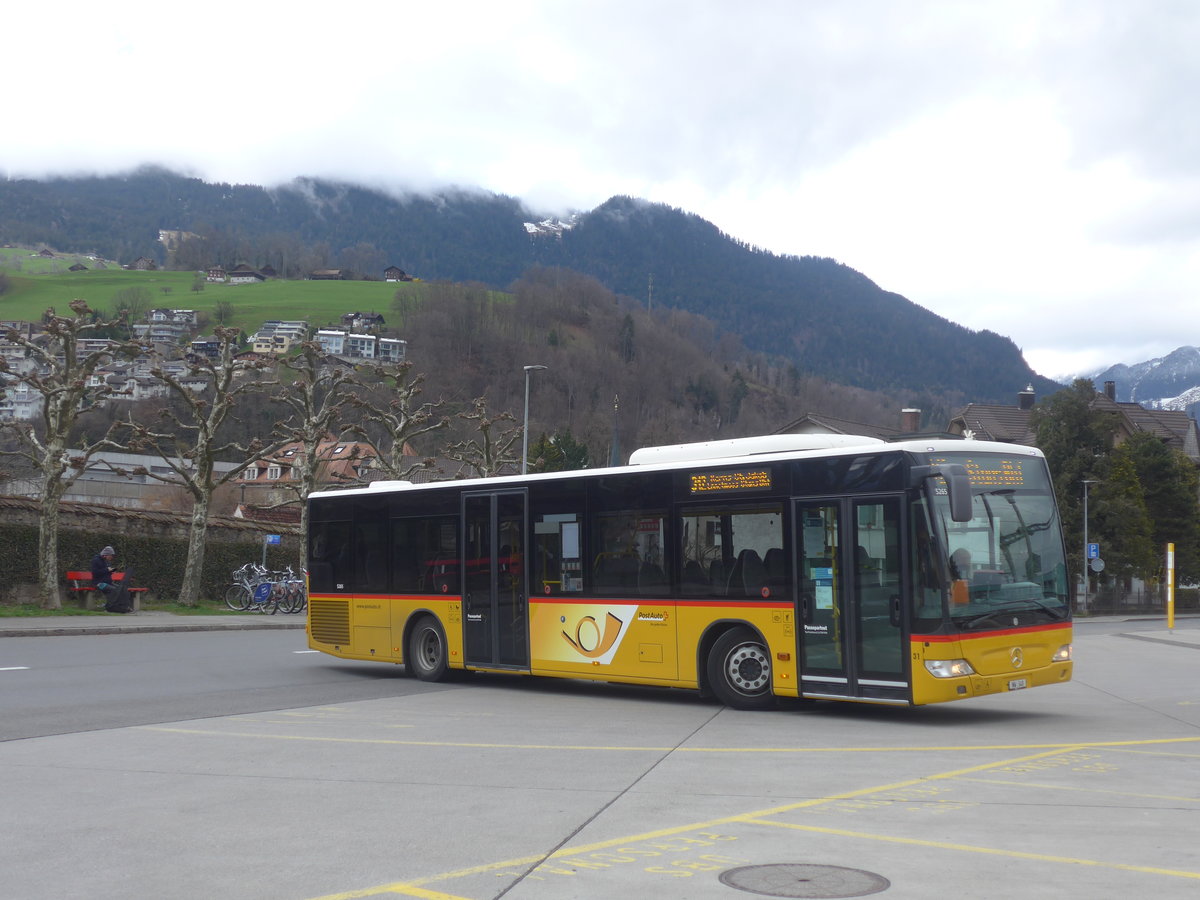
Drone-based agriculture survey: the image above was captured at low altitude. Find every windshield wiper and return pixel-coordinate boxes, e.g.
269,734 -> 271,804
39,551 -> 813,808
962,598 -> 1065,628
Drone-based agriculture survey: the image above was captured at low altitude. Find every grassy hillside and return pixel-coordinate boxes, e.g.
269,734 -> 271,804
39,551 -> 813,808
0,250 -> 424,334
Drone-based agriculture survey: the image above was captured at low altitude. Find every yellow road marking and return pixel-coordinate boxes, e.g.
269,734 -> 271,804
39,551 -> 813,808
741,819 -> 1200,879
958,776 -> 1200,804
1105,746 -> 1200,759
309,886 -> 475,900
303,740 -> 1200,898
309,747 -> 1082,898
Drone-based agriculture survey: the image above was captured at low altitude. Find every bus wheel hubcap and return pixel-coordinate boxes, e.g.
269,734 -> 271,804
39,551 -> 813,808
727,644 -> 769,693
419,632 -> 440,666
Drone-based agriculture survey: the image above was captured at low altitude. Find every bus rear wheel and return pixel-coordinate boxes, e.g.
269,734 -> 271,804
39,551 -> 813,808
407,616 -> 450,682
707,627 -> 775,710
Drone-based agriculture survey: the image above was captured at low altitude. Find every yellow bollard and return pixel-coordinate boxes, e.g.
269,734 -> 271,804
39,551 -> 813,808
1166,543 -> 1175,631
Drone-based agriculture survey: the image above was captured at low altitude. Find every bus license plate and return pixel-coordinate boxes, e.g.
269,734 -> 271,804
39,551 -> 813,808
1008,678 -> 1028,691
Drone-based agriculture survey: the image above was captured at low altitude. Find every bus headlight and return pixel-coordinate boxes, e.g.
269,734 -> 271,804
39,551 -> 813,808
924,658 -> 975,678
1052,644 -> 1072,662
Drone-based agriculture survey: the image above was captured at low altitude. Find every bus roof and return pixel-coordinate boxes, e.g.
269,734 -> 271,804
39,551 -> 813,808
308,436 -> 1046,501
628,433 -> 885,465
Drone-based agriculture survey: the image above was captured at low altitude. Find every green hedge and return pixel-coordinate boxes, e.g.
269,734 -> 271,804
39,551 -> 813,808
2,523 -> 301,603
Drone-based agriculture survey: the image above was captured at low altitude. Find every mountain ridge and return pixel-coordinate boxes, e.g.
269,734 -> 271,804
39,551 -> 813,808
0,167 -> 1060,408
1089,346 -> 1200,416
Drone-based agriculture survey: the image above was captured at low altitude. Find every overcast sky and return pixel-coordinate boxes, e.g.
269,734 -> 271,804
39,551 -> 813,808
6,1 -> 1198,380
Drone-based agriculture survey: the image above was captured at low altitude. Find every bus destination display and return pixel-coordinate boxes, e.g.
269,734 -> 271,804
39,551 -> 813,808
689,468 -> 772,494
931,455 -> 1028,488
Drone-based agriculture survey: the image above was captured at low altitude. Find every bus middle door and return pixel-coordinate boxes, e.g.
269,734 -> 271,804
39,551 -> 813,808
793,497 -> 908,702
463,491 -> 530,670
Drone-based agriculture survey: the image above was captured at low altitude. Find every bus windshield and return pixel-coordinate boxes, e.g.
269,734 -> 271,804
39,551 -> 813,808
928,452 -> 1070,629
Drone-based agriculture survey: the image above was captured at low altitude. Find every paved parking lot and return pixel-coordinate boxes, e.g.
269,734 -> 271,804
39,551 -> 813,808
2,621 -> 1198,899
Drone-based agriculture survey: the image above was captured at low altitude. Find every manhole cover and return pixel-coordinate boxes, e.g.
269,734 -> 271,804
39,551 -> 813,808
719,863 -> 890,898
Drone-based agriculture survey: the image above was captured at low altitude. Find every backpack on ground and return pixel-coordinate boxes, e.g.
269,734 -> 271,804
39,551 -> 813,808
105,567 -> 135,613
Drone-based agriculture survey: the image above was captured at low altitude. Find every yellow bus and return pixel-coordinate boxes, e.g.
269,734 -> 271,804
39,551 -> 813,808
305,434 -> 1073,709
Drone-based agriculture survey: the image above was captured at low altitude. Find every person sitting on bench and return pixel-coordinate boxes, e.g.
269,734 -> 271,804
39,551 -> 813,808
91,546 -> 119,597
88,549 -> 130,614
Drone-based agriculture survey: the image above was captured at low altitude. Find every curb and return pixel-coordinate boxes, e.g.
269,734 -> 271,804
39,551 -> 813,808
0,620 -> 305,638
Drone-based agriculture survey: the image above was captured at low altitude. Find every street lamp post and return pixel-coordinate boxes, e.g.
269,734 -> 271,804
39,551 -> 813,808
522,365 -> 548,474
1082,479 -> 1098,610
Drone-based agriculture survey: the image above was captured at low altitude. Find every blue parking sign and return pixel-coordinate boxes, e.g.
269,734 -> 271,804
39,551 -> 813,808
1087,543 -> 1099,559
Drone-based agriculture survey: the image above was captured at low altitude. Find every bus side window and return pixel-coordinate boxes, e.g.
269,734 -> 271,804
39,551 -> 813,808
309,521 -> 351,592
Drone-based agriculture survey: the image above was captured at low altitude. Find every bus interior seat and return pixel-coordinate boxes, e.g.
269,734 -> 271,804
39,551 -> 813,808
728,548 -> 766,597
763,547 -> 786,586
682,560 -> 707,591
638,561 -> 667,594
612,555 -> 639,589
595,554 -> 638,591
708,560 -> 728,595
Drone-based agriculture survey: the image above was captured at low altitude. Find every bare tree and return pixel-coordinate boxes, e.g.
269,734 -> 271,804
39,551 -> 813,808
442,397 -> 521,478
115,327 -> 287,605
112,286 -> 152,324
345,361 -> 449,480
272,343 -> 362,567
0,301 -> 140,608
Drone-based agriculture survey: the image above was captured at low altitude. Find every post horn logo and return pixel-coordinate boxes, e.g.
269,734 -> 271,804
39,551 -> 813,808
562,612 -> 624,658
1010,647 -> 1024,669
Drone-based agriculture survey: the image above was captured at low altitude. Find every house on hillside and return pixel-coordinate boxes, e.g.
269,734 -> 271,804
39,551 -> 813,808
68,263 -> 88,272
206,266 -> 227,282
310,268 -> 349,280
0,380 -> 41,421
135,309 -> 199,344
237,439 -> 379,513
775,412 -> 902,442
128,257 -> 157,271
228,265 -> 266,285
377,337 -> 406,363
314,329 -> 346,356
315,328 -> 407,363
384,266 -> 411,282
340,311 -> 386,331
249,320 -> 308,355
948,382 -> 1200,464
189,336 -> 222,360
774,408 -> 946,442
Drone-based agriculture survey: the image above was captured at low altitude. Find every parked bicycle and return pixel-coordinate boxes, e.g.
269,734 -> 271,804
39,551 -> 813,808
226,563 -> 306,614
224,562 -> 269,611
259,566 -> 307,615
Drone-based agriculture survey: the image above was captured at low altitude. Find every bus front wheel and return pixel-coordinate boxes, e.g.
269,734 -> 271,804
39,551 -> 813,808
707,627 -> 775,710
407,616 -> 449,682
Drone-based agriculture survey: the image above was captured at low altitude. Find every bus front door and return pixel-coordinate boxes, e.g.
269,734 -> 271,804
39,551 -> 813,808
794,497 -> 908,703
463,491 -> 530,670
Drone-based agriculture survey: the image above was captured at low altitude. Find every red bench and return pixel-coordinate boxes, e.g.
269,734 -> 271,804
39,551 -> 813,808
65,571 -> 147,610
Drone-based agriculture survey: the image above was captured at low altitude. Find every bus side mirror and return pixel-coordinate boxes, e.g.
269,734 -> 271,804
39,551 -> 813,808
910,464 -> 973,523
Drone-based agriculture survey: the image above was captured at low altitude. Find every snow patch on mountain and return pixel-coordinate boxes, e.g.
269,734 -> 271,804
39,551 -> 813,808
524,214 -> 579,237
1089,346 -> 1200,415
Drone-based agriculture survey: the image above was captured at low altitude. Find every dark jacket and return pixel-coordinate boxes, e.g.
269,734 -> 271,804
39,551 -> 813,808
91,554 -> 115,587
